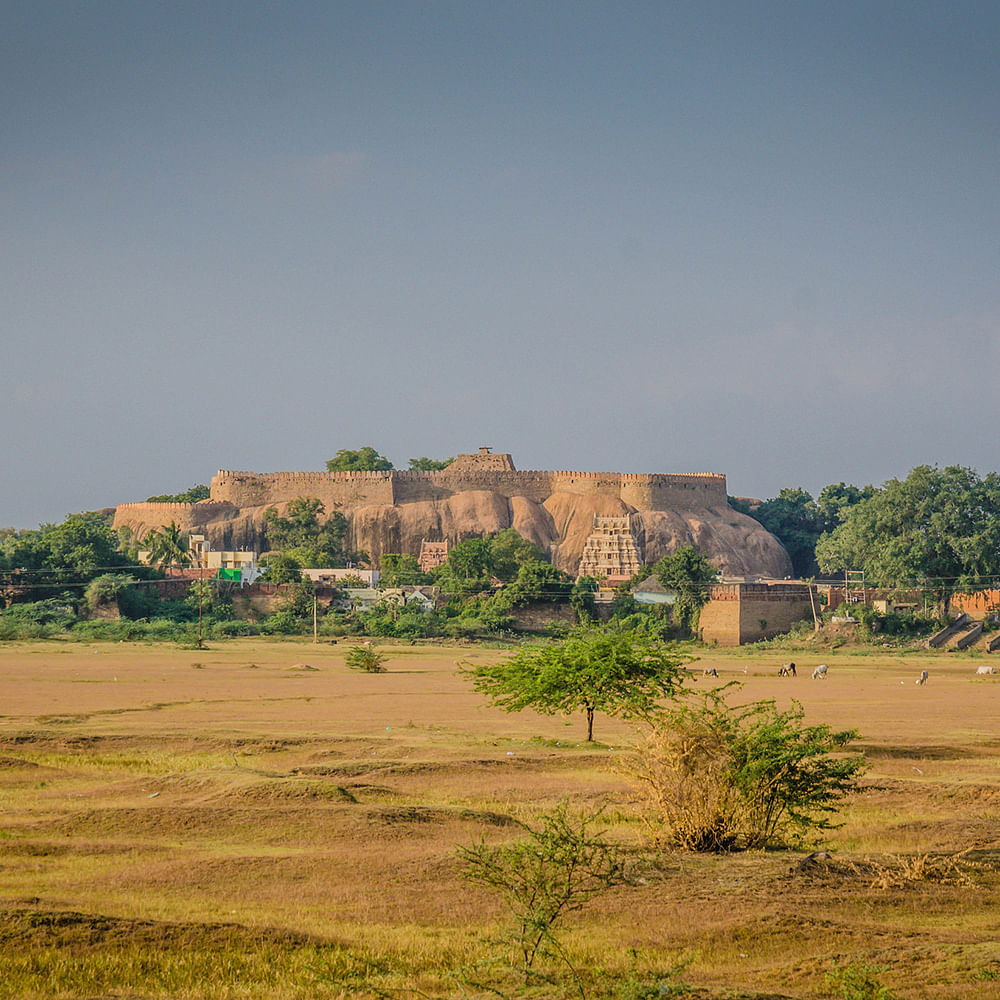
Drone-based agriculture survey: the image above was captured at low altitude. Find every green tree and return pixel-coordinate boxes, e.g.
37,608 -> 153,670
143,522 -> 191,572
145,484 -> 210,503
0,512 -> 138,603
408,456 -> 453,471
378,553 -> 427,587
263,498 -> 350,567
743,488 -> 824,577
84,573 -> 137,615
465,630 -> 686,741
730,483 -> 873,578
185,578 -> 233,619
345,644 -> 386,673
325,447 -> 394,472
815,482 -> 876,528
434,537 -> 495,595
507,560 -> 573,604
487,529 -> 547,582
570,576 -> 598,624
263,552 -> 302,584
652,546 -> 718,635
816,465 -> 1000,591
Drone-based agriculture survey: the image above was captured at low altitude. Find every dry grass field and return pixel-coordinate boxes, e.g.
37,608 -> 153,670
1,638 -> 999,998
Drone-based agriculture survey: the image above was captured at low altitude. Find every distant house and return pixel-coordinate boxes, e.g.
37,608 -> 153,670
698,582 -> 812,646
338,588 -> 381,611
632,577 -> 678,605
382,586 -> 440,612
139,533 -> 262,584
334,585 -> 440,613
300,567 -> 380,587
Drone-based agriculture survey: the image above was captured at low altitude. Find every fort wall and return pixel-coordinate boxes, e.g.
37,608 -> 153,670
114,500 -> 239,527
210,470 -> 395,509
208,468 -> 727,512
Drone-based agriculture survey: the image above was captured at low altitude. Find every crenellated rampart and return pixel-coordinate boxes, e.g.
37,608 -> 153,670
211,470 -> 395,509
208,467 -> 727,511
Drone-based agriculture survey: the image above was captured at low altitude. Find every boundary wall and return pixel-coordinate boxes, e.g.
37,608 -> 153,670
699,583 -> 812,646
208,468 -> 728,511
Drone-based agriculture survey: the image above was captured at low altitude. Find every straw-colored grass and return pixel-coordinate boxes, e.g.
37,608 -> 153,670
0,639 -> 999,997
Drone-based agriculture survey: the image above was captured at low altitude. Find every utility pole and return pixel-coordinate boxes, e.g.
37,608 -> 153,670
807,579 -> 820,631
313,594 -> 318,643
197,564 -> 204,649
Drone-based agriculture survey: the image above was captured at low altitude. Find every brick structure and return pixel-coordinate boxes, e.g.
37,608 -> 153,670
698,582 -> 813,646
418,539 -> 449,573
576,515 -> 643,581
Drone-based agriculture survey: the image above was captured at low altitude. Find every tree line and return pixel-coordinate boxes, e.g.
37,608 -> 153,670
733,464 -> 1000,591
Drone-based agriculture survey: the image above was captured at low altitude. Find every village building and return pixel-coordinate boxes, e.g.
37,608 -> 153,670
300,567 -> 380,587
697,582 -> 813,646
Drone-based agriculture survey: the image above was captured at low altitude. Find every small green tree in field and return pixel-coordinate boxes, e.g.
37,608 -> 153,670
464,630 -> 686,741
628,691 -> 866,850
827,962 -> 897,1000
345,645 -> 385,673
458,801 -> 631,983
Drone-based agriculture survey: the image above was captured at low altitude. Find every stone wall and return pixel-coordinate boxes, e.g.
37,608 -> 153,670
208,467 -> 728,511
699,583 -> 812,646
114,501 -> 240,533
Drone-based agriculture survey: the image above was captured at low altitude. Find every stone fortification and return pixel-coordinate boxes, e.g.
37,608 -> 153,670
208,467 -> 729,511
113,450 -> 791,579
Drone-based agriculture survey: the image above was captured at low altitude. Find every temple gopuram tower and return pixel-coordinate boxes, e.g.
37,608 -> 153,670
576,514 -> 643,581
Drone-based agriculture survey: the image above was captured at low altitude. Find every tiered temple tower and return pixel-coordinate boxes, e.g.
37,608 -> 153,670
576,515 -> 643,581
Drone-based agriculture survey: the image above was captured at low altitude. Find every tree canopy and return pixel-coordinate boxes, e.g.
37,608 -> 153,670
143,521 -> 191,571
263,497 -> 354,568
652,546 -> 718,634
408,456 -> 454,471
378,553 -> 427,587
431,530 -> 550,595
145,484 -> 210,503
730,484 -> 874,577
465,630 -> 687,741
815,465 -> 1000,589
325,447 -> 394,472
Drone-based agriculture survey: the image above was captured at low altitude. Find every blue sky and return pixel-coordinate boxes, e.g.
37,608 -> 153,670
2,2 -> 998,526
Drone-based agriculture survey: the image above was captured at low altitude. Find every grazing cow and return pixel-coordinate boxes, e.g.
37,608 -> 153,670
778,661 -> 796,677
976,665 -> 996,675
812,663 -> 828,680
916,670 -> 929,685
703,667 -> 719,678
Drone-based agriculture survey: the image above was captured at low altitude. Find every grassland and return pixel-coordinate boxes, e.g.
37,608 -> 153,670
1,638 -> 998,998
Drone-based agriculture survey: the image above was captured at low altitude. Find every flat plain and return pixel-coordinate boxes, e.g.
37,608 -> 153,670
1,638 -> 998,998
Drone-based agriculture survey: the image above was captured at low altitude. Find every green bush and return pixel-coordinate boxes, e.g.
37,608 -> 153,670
458,801 -> 631,982
262,610 -> 301,635
345,645 -> 386,672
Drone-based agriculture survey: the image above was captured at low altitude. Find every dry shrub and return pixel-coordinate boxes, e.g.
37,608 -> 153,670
626,691 -> 867,851
858,849 -> 979,891
629,702 -> 745,851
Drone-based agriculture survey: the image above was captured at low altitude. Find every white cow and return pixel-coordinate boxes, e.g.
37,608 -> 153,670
812,664 -> 828,680
916,670 -> 929,685
976,665 -> 996,675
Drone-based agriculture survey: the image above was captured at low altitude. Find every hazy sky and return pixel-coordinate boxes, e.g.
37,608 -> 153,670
3,2 -> 998,527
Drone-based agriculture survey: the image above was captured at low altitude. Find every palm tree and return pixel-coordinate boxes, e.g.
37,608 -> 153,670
144,522 -> 191,572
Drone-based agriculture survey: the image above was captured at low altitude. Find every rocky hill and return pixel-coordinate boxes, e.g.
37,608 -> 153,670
113,449 -> 792,579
